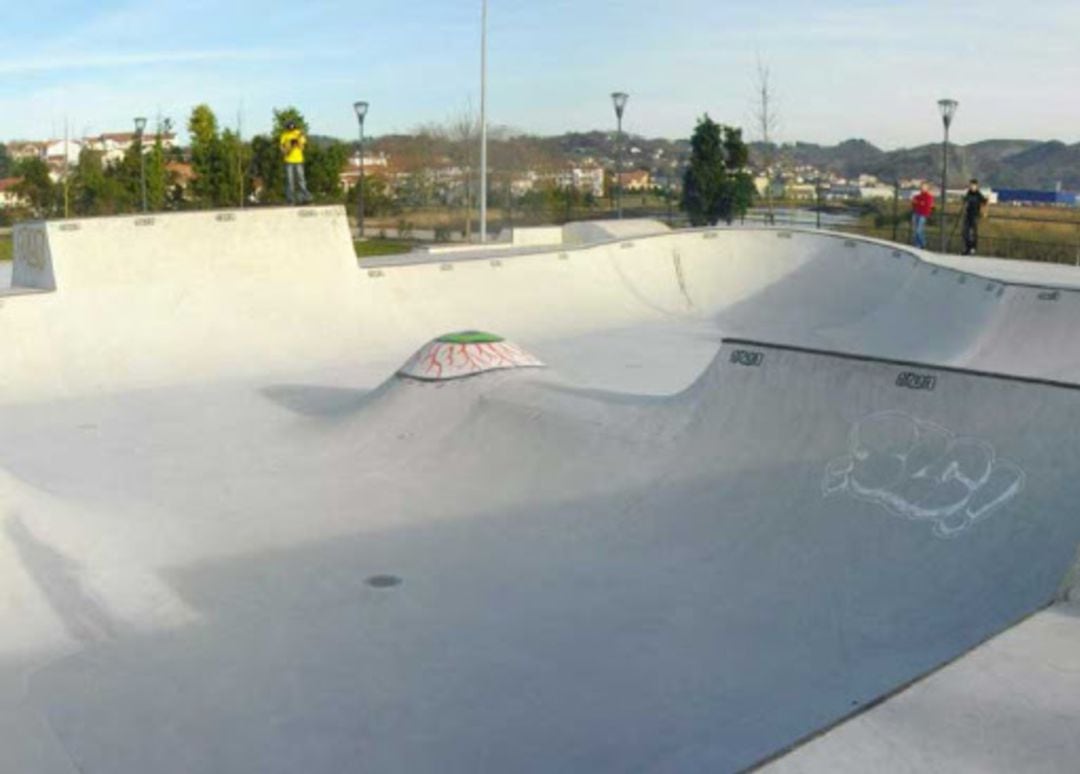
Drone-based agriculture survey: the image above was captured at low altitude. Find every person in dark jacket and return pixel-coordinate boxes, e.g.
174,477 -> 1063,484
961,179 -> 988,255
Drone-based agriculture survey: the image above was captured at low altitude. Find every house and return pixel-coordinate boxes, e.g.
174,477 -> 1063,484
617,170 -> 651,192
5,141 -> 48,161
339,153 -> 392,190
43,140 -> 82,166
785,183 -> 818,201
0,177 -> 26,209
858,185 -> 897,201
166,162 -> 195,190
554,165 -> 605,198
84,131 -> 176,164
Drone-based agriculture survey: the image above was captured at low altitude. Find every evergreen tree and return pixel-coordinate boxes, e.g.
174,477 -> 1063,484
682,114 -> 755,226
71,147 -> 127,215
188,104 -> 226,207
14,157 -> 57,217
0,144 -> 12,179
304,140 -> 348,202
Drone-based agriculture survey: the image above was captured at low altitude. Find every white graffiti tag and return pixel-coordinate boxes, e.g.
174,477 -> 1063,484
823,411 -> 1025,538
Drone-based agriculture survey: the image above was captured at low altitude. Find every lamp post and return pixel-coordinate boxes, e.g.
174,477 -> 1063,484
938,98 -> 958,253
134,116 -> 147,213
353,101 -> 369,239
611,92 -> 629,219
815,176 -> 823,229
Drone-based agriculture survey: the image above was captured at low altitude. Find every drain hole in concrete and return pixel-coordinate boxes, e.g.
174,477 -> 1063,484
366,574 -> 403,589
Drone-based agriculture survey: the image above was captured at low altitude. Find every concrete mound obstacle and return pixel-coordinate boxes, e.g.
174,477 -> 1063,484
397,331 -> 544,381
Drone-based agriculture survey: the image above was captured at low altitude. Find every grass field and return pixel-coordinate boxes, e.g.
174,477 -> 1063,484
0,235 -> 11,262
845,202 -> 1080,265
354,239 -> 414,259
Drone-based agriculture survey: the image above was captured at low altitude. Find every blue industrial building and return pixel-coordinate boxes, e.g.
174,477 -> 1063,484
995,188 -> 1079,206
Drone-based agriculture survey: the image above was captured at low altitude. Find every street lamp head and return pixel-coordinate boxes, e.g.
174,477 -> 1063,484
134,116 -> 147,135
354,101 -> 369,123
937,98 -> 958,130
611,92 -> 629,120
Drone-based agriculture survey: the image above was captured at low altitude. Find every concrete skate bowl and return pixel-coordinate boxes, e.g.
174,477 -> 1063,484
2,207 -> 1079,773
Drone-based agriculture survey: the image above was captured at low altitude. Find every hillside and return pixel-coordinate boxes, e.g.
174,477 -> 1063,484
361,128 -> 1077,191
756,137 -> 1080,189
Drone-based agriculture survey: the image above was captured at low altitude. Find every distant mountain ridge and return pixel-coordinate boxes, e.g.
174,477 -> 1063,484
753,138 -> 1080,190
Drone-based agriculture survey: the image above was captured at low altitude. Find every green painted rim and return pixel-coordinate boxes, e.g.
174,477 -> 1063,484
437,331 -> 504,344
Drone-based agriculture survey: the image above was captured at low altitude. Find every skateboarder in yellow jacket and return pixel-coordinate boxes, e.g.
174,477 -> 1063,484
279,120 -> 312,204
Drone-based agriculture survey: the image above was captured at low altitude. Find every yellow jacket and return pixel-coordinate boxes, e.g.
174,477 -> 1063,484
280,128 -> 306,164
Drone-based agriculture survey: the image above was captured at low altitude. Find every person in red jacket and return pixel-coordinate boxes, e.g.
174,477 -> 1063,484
911,183 -> 934,249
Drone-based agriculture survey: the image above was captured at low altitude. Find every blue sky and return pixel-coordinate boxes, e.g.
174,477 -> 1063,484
3,1 -> 1080,148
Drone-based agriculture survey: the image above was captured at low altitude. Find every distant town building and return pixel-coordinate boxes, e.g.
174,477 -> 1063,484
617,169 -> 651,192
165,161 -> 195,191
83,131 -> 177,165
784,183 -> 818,201
0,177 -> 26,208
555,165 -> 605,198
339,152 -> 393,190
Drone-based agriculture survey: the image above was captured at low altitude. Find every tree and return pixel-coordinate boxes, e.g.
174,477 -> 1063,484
0,144 -> 12,179
682,115 -> 755,226
304,140 -> 348,201
345,173 -> 394,217
70,147 -> 111,215
440,105 -> 480,238
145,132 -> 173,211
14,157 -> 57,217
248,133 -> 283,204
219,128 -> 247,208
753,58 -> 780,223
188,104 -> 225,206
113,141 -> 146,210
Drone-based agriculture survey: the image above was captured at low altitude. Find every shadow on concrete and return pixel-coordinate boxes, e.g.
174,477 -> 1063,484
261,385 -> 372,418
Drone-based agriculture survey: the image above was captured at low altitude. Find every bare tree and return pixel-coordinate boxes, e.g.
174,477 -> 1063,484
753,57 -> 780,224
440,103 -> 481,239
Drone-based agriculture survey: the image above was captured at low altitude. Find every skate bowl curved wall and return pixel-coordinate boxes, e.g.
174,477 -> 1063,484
4,205 -> 1080,404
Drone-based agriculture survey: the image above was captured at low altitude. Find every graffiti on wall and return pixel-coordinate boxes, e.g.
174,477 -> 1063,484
823,410 -> 1025,538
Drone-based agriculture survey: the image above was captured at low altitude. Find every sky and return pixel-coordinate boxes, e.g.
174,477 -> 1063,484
3,0 -> 1080,149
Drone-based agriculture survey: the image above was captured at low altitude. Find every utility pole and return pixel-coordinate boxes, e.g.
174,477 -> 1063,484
63,118 -> 70,218
479,0 -> 488,242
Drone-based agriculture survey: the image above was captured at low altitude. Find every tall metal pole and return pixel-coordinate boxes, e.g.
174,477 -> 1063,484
63,118 -> 70,218
353,101 -> 369,240
816,178 -> 822,229
892,178 -> 900,242
135,116 -> 147,213
359,121 -> 366,239
940,126 -> 949,252
479,0 -> 488,243
140,147 -> 147,213
616,113 -> 623,218
611,92 -> 628,220
938,99 -> 958,253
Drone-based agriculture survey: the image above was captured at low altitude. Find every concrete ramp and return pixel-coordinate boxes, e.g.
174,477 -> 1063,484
4,207 -> 361,399
3,338 -> 1079,773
